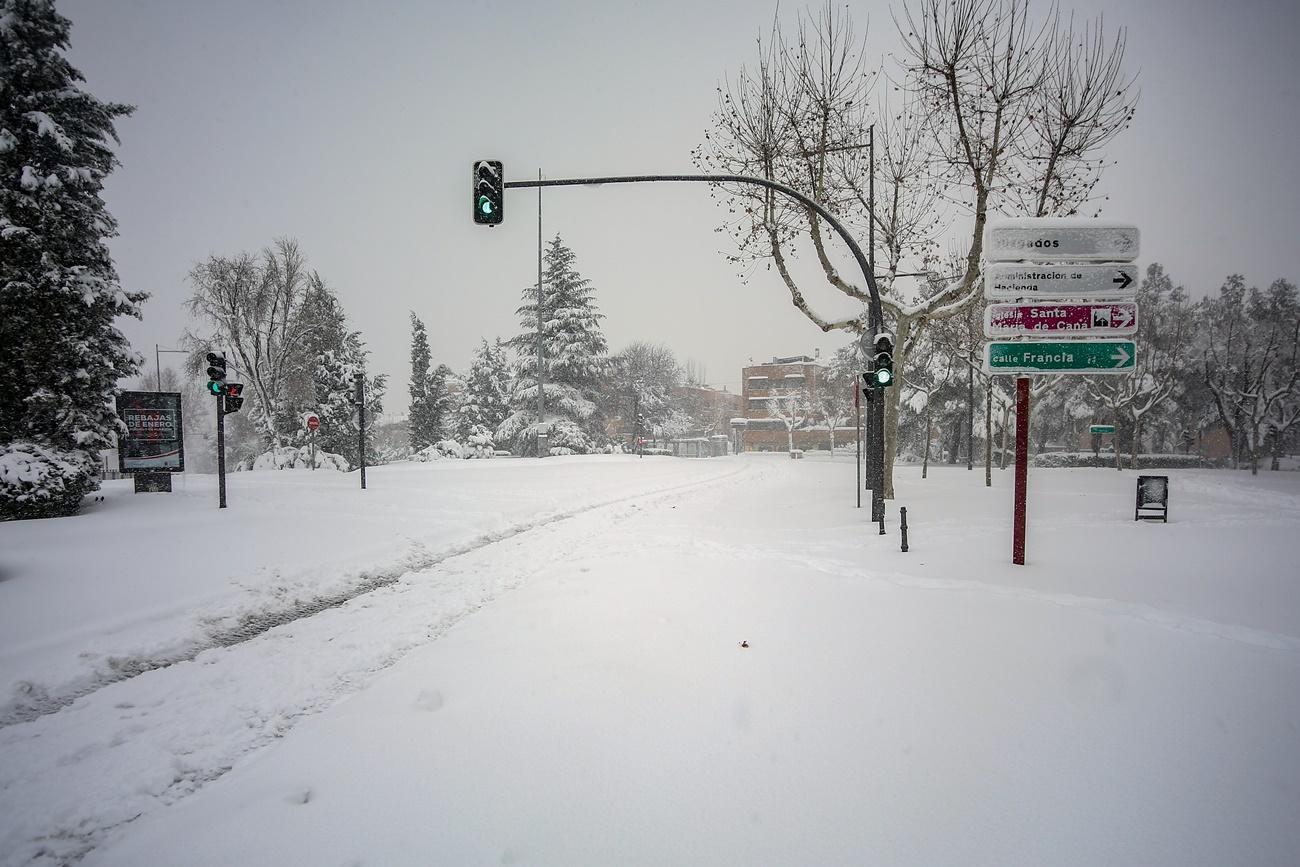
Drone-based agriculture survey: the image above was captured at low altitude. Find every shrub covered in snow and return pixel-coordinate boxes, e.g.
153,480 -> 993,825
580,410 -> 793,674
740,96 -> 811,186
0,442 -> 97,520
411,440 -> 465,461
463,426 -> 496,459
251,446 -> 350,471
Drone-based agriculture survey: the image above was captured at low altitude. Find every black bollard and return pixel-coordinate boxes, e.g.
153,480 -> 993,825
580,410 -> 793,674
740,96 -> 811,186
900,506 -> 909,553
878,512 -> 885,536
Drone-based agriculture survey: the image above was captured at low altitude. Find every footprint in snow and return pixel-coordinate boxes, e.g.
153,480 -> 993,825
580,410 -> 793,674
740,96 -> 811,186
285,788 -> 313,805
414,689 -> 445,712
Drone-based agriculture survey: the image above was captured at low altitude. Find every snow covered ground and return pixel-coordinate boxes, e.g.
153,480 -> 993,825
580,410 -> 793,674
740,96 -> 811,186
2,455 -> 1298,866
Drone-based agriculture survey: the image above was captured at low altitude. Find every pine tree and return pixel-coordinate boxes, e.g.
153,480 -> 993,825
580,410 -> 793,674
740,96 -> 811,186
1,1 -> 145,519
274,274 -> 385,468
425,363 -> 456,443
408,313 -> 435,451
498,235 -> 609,454
455,338 -> 511,442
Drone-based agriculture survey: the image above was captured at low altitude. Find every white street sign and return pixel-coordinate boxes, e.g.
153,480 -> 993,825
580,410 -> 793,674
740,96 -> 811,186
984,219 -> 1140,263
985,262 -> 1139,299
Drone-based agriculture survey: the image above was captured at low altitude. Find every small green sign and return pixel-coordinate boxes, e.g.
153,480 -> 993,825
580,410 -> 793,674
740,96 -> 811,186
984,340 -> 1136,375
1090,424 -> 1116,434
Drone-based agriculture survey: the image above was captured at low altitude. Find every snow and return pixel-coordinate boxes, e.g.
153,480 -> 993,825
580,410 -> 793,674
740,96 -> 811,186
2,456 -> 1298,866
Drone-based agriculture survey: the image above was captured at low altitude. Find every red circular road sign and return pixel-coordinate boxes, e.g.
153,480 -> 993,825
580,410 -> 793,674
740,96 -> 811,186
305,414 -> 320,432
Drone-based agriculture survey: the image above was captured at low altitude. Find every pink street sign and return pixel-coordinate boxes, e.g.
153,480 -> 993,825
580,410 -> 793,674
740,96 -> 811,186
984,302 -> 1138,338
305,415 -> 321,432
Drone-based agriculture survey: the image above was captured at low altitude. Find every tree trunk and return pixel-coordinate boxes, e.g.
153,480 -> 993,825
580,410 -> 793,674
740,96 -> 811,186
984,379 -> 993,487
1131,415 -> 1141,472
966,362 -> 974,471
1000,403 -> 1010,470
949,417 -> 962,464
922,401 -> 932,479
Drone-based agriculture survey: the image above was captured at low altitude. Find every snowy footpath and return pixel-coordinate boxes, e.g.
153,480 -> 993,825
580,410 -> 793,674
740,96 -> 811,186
2,455 -> 1298,865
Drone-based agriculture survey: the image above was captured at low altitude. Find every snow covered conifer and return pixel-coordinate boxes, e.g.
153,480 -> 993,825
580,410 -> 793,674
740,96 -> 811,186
455,338 -> 510,442
498,235 -> 609,454
426,363 -> 456,442
408,313 -> 435,451
0,0 -> 145,519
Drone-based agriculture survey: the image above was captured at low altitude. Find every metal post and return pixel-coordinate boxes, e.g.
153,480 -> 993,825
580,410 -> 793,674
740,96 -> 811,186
536,168 -> 545,457
216,391 -> 226,509
311,430 -> 316,471
1013,376 -> 1030,565
855,383 -> 861,509
899,506 -> 909,552
356,373 -> 367,490
155,344 -> 161,391
868,124 -> 875,273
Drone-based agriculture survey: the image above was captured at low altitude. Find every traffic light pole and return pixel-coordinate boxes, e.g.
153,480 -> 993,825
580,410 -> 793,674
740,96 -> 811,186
355,374 -> 367,490
216,392 -> 227,509
502,172 -> 888,521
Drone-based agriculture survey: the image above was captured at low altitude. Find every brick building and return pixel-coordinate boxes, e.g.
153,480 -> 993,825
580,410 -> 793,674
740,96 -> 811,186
738,355 -> 855,452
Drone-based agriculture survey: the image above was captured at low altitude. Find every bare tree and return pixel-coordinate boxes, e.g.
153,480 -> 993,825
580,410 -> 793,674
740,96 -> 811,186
184,239 -> 319,447
699,0 -> 1137,496
1202,276 -> 1300,474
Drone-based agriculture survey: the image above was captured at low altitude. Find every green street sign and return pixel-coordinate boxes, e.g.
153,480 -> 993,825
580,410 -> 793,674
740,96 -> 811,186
984,340 -> 1136,375
1089,424 -> 1116,434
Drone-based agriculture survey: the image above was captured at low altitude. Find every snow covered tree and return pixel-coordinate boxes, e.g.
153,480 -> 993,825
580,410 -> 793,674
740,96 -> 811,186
455,338 -> 511,443
0,1 -> 145,519
1201,275 -> 1300,474
698,0 -> 1137,497
310,328 -> 385,469
498,235 -> 610,454
425,363 -> 456,443
408,313 -> 436,451
1084,263 -> 1190,470
184,239 -> 318,447
607,341 -> 681,446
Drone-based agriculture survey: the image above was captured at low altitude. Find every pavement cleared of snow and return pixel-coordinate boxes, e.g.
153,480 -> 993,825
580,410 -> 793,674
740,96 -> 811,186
3,456 -> 1299,866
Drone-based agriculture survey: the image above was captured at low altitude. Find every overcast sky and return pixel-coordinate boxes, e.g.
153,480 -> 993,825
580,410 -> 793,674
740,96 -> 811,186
60,0 -> 1300,412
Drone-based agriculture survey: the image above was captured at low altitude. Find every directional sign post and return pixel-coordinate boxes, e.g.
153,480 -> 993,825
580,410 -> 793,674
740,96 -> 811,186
984,262 -> 1138,300
982,217 -> 1142,566
985,302 -> 1138,337
1089,424 -> 1116,435
985,340 -> 1135,375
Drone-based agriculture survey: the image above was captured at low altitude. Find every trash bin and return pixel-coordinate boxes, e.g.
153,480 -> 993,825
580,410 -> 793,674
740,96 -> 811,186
1135,475 -> 1168,522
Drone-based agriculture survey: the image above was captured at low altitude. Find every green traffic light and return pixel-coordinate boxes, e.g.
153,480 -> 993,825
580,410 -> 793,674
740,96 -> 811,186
207,381 -> 223,395
875,368 -> 893,386
478,195 -> 494,215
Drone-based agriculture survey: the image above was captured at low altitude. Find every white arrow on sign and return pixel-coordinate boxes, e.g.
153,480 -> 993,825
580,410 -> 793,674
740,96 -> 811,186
1111,305 -> 1134,329
1110,345 -> 1131,366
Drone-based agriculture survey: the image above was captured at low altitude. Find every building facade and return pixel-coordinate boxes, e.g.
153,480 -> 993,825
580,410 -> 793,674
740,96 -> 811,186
738,355 -> 855,452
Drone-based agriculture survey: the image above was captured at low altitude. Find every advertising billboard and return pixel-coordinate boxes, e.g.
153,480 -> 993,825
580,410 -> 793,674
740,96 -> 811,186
116,391 -> 185,472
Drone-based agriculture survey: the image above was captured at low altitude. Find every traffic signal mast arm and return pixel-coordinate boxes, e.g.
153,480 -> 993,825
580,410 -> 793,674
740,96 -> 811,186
500,173 -> 885,337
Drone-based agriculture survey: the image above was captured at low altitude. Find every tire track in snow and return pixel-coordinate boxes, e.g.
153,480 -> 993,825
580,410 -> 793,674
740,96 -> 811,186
0,463 -> 749,730
1,463 -> 760,867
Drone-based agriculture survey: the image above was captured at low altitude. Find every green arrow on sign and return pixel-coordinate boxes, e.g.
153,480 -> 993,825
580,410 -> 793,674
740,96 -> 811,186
984,340 -> 1136,375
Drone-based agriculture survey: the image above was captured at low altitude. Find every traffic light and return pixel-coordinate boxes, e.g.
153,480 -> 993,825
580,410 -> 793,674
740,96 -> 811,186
473,160 -> 504,225
206,352 -> 227,395
223,383 -> 244,414
871,332 -> 895,388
